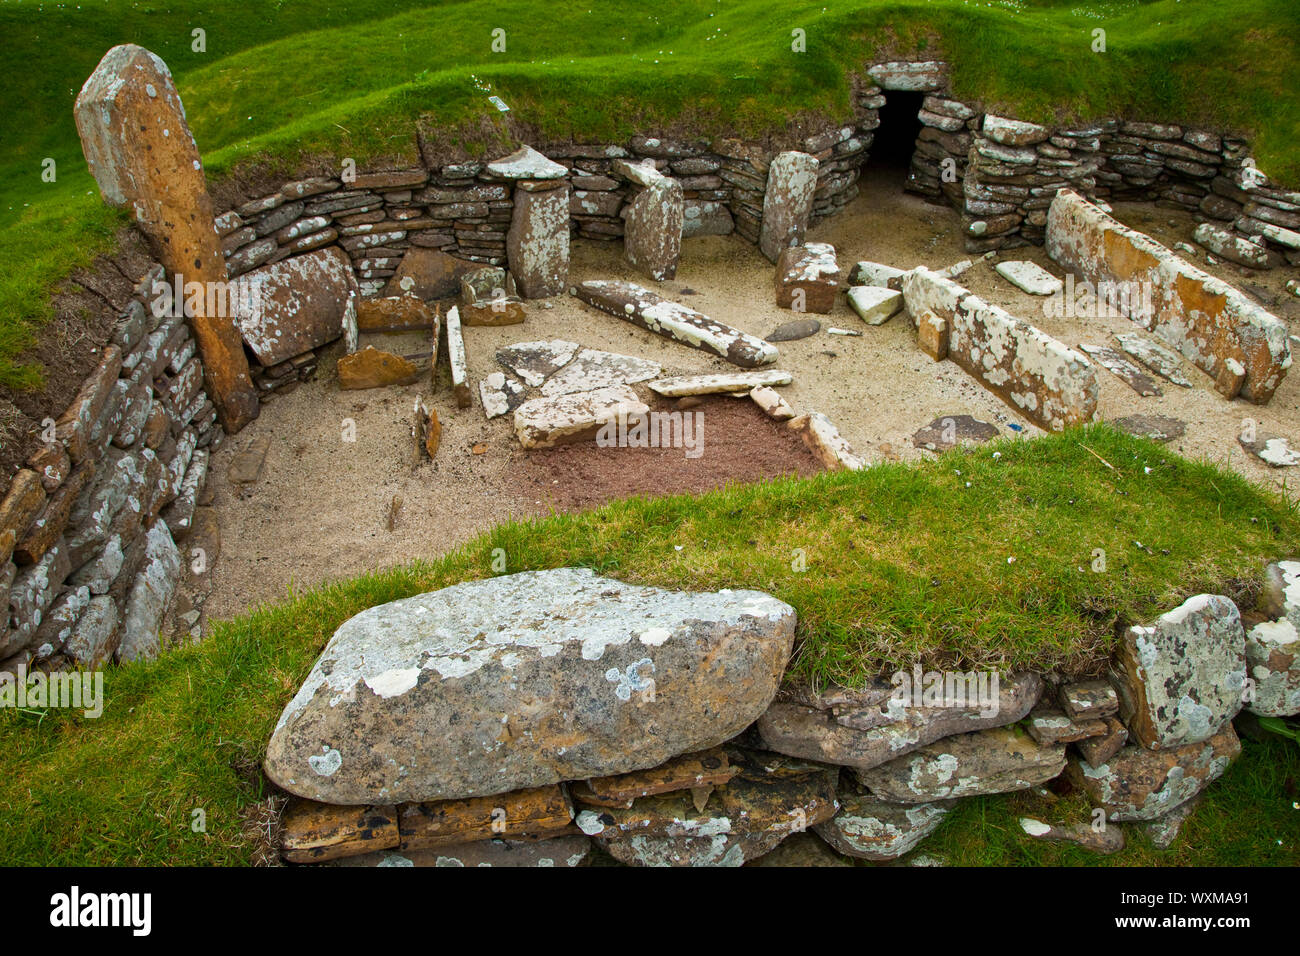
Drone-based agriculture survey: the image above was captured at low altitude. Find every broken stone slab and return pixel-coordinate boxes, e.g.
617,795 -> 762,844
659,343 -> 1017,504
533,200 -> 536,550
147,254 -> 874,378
568,747 -> 738,809
766,319 -> 821,342
539,348 -> 662,397
479,372 -> 527,420
263,568 -> 796,803
1239,429 -> 1300,467
1113,594 -> 1245,750
495,339 -> 580,387
117,519 -> 182,663
397,785 -> 575,851
910,414 -> 999,452
384,248 -> 480,300
757,672 -> 1044,772
847,286 -> 903,325
847,261 -> 907,289
855,725 -> 1067,803
508,184 -> 570,298
1193,222 -> 1271,269
0,470 -> 48,567
445,306 -> 471,408
918,311 -> 948,361
750,385 -> 795,421
760,151 -> 820,263
902,267 -> 1098,431
1018,817 -> 1124,854
646,370 -> 792,397
484,144 -> 567,180
574,280 -> 778,368
337,347 -> 420,390
1047,189 -> 1291,404
280,801 -> 401,863
994,260 -> 1063,296
234,247 -> 359,367
775,243 -> 839,314
228,435 -> 271,485
1111,414 -> 1186,443
1113,333 -> 1193,388
514,385 -> 648,449
63,594 -> 121,667
1078,344 -> 1163,396
1068,725 -> 1240,822
575,748 -> 837,867
814,791 -> 951,861
623,175 -> 683,281
787,413 -> 865,471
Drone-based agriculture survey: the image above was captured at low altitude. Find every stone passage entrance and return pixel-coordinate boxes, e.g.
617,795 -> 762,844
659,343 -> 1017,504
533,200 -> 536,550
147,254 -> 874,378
869,90 -> 926,184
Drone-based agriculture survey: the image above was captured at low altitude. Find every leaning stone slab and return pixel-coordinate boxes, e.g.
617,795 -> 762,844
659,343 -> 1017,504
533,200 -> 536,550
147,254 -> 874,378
1078,344 -> 1163,396
787,413 -> 865,471
575,280 -> 778,368
623,172 -> 683,281
775,243 -> 839,314
384,248 -> 480,301
856,725 -> 1066,803
814,791 -> 951,861
758,672 -> 1043,772
848,261 -> 908,289
1113,332 -> 1193,387
234,247 -> 359,366
515,385 -> 648,449
847,286 -> 904,325
994,260 -> 1063,296
540,348 -> 661,397
647,370 -> 792,397
264,569 -> 795,803
902,267 -> 1098,431
508,183 -> 570,298
445,306 -> 471,408
1067,726 -> 1240,822
1113,594 -> 1246,750
760,152 -> 820,262
2,539 -> 72,659
1047,189 -> 1291,403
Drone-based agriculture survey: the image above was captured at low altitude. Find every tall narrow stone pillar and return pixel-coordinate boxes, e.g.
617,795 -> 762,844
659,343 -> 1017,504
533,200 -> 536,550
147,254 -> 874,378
507,182 -> 570,298
75,44 -> 259,433
759,151 -> 820,263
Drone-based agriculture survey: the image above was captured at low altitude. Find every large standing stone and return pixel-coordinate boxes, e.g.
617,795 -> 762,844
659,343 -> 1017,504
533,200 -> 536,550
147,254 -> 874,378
1113,594 -> 1246,750
508,184 -> 570,298
814,791 -> 951,861
235,247 -> 359,366
74,45 -> 258,432
264,569 -> 796,803
758,672 -> 1043,771
1067,726 -> 1240,822
575,280 -> 778,367
622,168 -> 683,281
760,152 -> 820,263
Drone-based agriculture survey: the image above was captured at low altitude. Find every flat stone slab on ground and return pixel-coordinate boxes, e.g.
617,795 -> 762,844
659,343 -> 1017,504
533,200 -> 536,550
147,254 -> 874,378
479,372 -> 527,420
515,384 -> 648,449
1111,414 -> 1186,443
575,280 -> 778,368
994,260 -> 1063,296
647,370 -> 792,397
539,348 -> 662,397
1079,344 -> 1163,396
1239,431 -> 1300,467
264,568 -> 795,803
911,415 -> 999,452
495,339 -> 580,387
766,319 -> 821,342
847,261 -> 907,289
1113,332 -> 1193,387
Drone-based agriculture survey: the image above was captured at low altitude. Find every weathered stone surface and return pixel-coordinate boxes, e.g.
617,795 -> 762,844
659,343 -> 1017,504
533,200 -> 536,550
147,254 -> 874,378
1111,413 -> 1187,443
75,45 -> 258,433
766,319 -> 821,342
117,519 -> 181,662
623,174 -> 683,281
1026,702 -> 1107,746
328,836 -> 593,868
265,569 -> 796,803
478,372 -> 527,420
1114,594 -> 1245,750
228,435 -> 271,485
1059,679 -> 1119,720
1244,560 -> 1300,716
902,267 -> 1098,431
910,414 -> 999,452
918,311 -> 948,361
815,790 -> 951,861
747,831 -> 852,867
3,540 -> 72,659
647,370 -> 791,398
846,286 -> 903,326
1076,716 -> 1129,766
983,115 -> 1050,147
27,445 -> 71,494
575,749 -> 837,867
540,348 -> 661,397
508,185 -> 570,298
1018,817 -> 1124,854
775,243 -> 839,314
750,385 -> 795,421
575,280 -> 778,367
515,385 -> 649,449
234,247 -> 357,367
682,200 -> 734,239
280,801 -> 401,863
994,260 -> 1063,296
848,261 -> 908,289
760,152 -> 820,262
868,61 -> 946,92
1239,429 -> 1300,467
855,725 -> 1067,803
569,748 -> 737,809
356,295 -> 436,333
495,339 -> 579,387
1046,189 -> 1291,404
787,412 -> 865,471
29,585 -> 91,659
445,306 -> 471,408
1193,222 -> 1270,269
384,248 -> 480,301
758,672 -> 1043,772
398,785 -> 574,850
63,594 -> 122,666
1078,344 -> 1163,396
485,145 -> 567,180
14,465 -> 93,566
0,470 -> 47,567
337,347 -> 421,390
1068,726 -> 1240,822
55,346 -> 122,463
1142,794 -> 1200,849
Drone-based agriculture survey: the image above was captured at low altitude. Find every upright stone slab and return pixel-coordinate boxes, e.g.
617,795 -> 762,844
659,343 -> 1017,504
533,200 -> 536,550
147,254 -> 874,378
622,168 -> 683,281
74,44 -> 259,432
234,247 -> 359,366
759,151 -> 820,263
508,183 -> 569,298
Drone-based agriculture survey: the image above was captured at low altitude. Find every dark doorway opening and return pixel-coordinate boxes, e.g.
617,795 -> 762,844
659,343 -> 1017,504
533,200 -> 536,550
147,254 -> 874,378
867,91 -> 926,183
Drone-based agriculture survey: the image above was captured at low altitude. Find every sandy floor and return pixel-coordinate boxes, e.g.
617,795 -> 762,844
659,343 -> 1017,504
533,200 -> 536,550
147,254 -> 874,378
200,167 -> 1300,619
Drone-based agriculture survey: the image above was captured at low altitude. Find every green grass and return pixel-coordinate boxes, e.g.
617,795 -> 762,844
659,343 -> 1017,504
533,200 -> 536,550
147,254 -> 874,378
1,425 -> 1298,865
2,0 -> 1299,390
